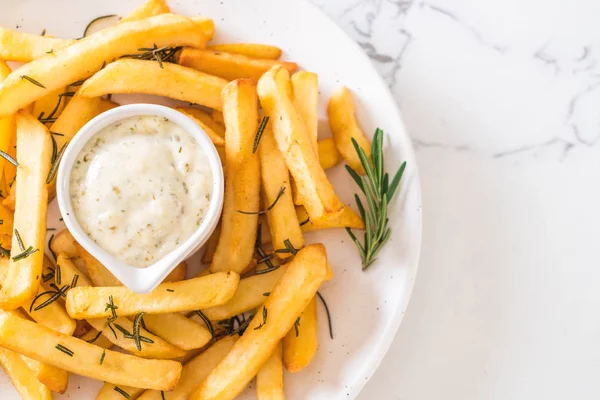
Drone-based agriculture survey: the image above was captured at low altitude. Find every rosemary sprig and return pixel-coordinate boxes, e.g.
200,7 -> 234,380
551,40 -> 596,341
120,44 -> 181,69
113,386 -> 131,399
237,187 -> 285,215
252,116 -> 270,153
132,312 -> 147,351
21,75 -> 46,88
46,142 -> 67,184
254,223 -> 279,274
12,246 -> 38,262
82,14 -> 118,38
0,150 -> 18,167
39,91 -> 75,125
253,307 -> 268,330
274,238 -> 299,256
105,295 -> 119,338
195,310 -> 214,337
316,291 -> 333,340
345,128 -> 406,270
29,283 -> 70,312
55,344 -> 74,357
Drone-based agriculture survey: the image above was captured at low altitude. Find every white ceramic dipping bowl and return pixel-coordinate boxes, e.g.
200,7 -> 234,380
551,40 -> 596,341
56,103 -> 224,293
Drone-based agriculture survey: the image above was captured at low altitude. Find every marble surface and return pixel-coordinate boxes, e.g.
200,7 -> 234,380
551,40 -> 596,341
313,0 -> 600,399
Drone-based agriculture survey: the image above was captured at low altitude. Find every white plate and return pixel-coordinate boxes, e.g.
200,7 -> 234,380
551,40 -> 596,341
0,1 -> 422,399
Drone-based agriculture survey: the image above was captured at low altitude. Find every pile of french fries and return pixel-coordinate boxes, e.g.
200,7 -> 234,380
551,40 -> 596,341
0,0 -> 378,398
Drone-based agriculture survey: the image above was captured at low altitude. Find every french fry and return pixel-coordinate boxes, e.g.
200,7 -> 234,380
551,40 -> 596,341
50,230 -> 79,259
175,107 -> 225,146
32,86 -> 70,126
258,124 -> 303,252
191,16 -> 216,41
120,0 -> 171,23
208,43 -> 282,60
257,66 -> 344,220
80,59 -> 227,110
2,125 -> 17,206
211,109 -> 225,126
282,296 -> 317,372
317,138 -> 342,170
292,72 -> 318,152
0,346 -> 53,399
296,205 -> 364,232
138,336 -> 237,400
97,383 -> 146,400
50,252 -> 186,359
0,203 -> 14,236
178,48 -> 297,83
201,265 -> 287,321
78,328 -> 113,350
0,14 -> 208,117
210,80 -> 260,274
0,27 -> 74,62
0,61 -> 16,208
327,86 -> 372,175
75,243 -> 122,286
20,355 -> 69,394
0,312 -> 183,390
191,244 -> 329,400
0,113 -> 52,310
66,272 -> 240,319
257,343 -> 285,400
143,313 -> 212,350
202,222 -> 221,264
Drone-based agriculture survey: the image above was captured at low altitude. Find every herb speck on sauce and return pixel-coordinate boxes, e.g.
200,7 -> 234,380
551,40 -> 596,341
70,115 -> 213,268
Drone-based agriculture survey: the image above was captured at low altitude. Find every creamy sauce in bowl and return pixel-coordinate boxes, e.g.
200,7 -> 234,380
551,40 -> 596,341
69,115 -> 213,268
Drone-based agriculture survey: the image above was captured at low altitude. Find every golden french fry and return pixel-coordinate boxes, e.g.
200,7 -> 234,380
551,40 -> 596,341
75,242 -> 122,286
176,107 -> 225,146
143,313 -> 212,350
0,27 -> 74,62
292,71 -> 318,152
66,272 -> 240,319
191,244 -> 329,400
0,14 -> 208,117
282,296 -> 317,372
50,253 -> 185,359
0,346 -> 53,399
53,252 -> 91,285
296,205 -> 364,232
0,113 -> 52,310
191,16 -> 215,41
139,336 -> 237,400
257,66 -> 344,220
177,107 -> 225,138
2,124 -> 17,204
97,383 -> 146,400
257,343 -> 285,400
50,230 -> 79,259
327,86 -> 372,175
32,86 -> 70,126
210,80 -> 260,274
178,48 -> 297,83
202,222 -> 221,264
211,109 -> 225,126
201,264 -> 287,321
20,355 -> 69,394
120,0 -> 171,23
317,138 -> 342,170
78,328 -> 113,350
258,124 -> 303,252
80,59 -> 227,110
0,312 -> 182,390
208,43 -> 282,60
0,203 -> 14,236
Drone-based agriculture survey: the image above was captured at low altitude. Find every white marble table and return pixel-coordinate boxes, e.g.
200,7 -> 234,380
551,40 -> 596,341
314,0 -> 600,398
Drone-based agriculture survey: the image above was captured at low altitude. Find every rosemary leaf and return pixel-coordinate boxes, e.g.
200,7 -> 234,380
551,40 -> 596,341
0,150 -> 18,167
237,186 -> 285,215
100,349 -> 106,365
82,14 -> 118,38
55,344 -> 74,357
21,75 -> 46,88
252,116 -> 270,153
316,291 -> 333,339
195,310 -> 214,337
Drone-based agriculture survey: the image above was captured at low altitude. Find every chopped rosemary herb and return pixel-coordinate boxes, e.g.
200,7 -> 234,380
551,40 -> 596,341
0,150 -> 18,167
161,391 -> 166,400
46,142 -> 67,184
253,307 -> 268,330
120,44 -> 181,69
274,238 -> 300,256
132,312 -> 147,351
55,344 -> 74,357
40,91 -> 75,125
299,217 -> 310,226
100,349 -> 106,365
82,15 -> 118,38
195,310 -> 214,337
68,79 -> 85,87
317,291 -> 333,339
105,296 -> 118,320
55,263 -> 61,285
42,267 -> 55,283
254,223 -> 280,274
14,229 -> 24,251
0,245 -> 9,258
166,288 -> 174,292
41,29 -> 46,36
252,116 -> 270,153
345,128 -> 406,269
71,274 -> 79,288
237,186 -> 285,215
263,292 -> 270,297
294,316 -> 301,337
87,330 -> 103,344
48,234 -> 57,261
20,75 -> 46,88
113,386 -> 131,399
12,246 -> 38,262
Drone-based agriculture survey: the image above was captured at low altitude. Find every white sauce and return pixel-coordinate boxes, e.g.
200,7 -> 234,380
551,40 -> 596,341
70,115 -> 213,268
